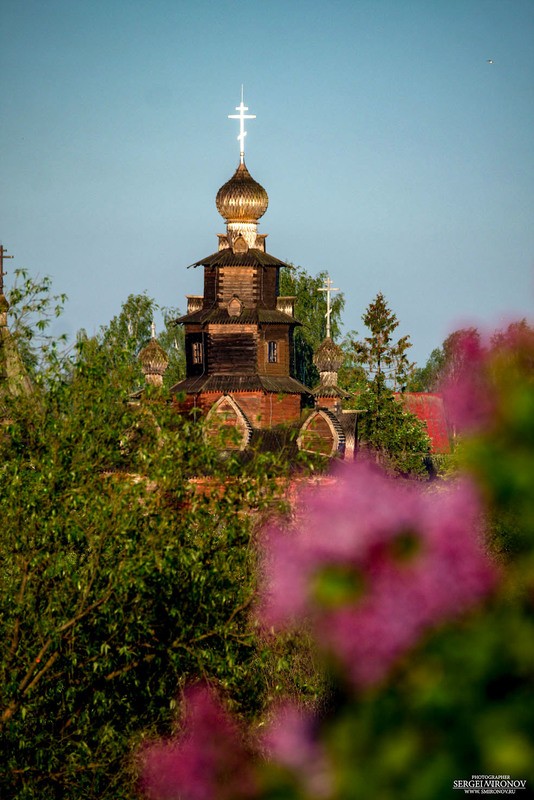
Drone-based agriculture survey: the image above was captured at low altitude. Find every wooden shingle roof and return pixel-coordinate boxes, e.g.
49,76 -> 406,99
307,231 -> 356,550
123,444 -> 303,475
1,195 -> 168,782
188,248 -> 290,269
170,374 -> 309,396
174,307 -> 301,326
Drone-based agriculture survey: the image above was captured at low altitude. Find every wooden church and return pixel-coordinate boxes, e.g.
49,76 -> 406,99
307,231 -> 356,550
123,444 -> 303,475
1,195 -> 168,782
149,97 -> 447,459
169,98 -> 311,448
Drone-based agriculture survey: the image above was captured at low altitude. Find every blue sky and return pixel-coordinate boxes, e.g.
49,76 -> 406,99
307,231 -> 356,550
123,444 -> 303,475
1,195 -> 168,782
1,0 -> 533,365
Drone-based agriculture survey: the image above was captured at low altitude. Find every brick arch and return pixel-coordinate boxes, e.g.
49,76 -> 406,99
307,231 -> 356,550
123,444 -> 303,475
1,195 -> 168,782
204,394 -> 253,450
298,409 -> 346,458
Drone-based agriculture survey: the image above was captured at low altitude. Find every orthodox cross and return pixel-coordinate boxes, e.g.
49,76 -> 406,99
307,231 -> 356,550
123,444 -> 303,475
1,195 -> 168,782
0,245 -> 14,295
228,87 -> 256,164
319,274 -> 340,340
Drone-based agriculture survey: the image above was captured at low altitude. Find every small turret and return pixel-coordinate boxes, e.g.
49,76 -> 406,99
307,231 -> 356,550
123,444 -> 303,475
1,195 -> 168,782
138,324 -> 169,387
312,337 -> 350,411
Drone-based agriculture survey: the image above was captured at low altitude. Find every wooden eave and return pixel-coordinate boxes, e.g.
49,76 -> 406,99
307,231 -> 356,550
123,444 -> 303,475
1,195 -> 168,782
173,307 -> 301,326
170,374 -> 310,395
311,384 -> 352,399
188,249 -> 291,269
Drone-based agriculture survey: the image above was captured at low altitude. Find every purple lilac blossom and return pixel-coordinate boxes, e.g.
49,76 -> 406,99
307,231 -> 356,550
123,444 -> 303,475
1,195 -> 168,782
260,463 -> 497,688
261,703 -> 332,797
440,329 -> 493,433
139,684 -> 257,800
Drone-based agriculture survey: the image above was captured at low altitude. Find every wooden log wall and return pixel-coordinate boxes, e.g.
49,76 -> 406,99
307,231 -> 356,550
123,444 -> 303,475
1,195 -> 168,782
207,331 -> 258,374
184,331 -> 205,377
219,266 -> 259,307
202,265 -> 281,309
261,267 -> 279,308
203,266 -> 217,306
259,324 -> 291,375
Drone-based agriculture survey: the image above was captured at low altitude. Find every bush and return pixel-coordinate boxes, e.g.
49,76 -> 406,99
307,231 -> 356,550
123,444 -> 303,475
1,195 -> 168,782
138,325 -> 534,799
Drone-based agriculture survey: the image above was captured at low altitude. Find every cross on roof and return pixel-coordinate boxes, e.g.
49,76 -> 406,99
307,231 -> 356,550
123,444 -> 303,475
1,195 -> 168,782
319,274 -> 340,340
228,87 -> 256,164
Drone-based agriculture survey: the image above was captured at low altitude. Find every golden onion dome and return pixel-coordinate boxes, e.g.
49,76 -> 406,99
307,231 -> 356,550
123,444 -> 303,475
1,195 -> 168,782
216,161 -> 268,223
138,337 -> 169,377
313,337 -> 344,374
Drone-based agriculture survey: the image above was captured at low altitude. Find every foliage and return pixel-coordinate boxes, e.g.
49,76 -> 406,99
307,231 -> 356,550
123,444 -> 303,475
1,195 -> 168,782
344,294 -> 429,474
0,325 -> 295,799
337,330 -> 366,397
138,325 -> 534,800
407,327 -> 481,393
159,307 -> 186,390
406,345 -> 445,392
442,321 -> 534,558
75,294 -> 185,395
359,384 -> 431,474
349,292 -> 415,391
279,266 -> 344,388
6,268 -> 68,377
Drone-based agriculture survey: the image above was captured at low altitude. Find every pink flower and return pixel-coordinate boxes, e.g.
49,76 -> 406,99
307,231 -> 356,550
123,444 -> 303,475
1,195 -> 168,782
440,329 -> 494,434
262,703 -> 332,798
139,684 -> 257,800
259,463 -> 497,688
439,323 -> 534,435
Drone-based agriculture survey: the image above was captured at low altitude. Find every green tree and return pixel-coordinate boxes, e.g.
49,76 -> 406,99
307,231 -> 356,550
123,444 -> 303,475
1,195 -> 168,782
352,293 -> 414,392
338,330 -> 367,397
406,346 -> 446,392
158,306 -> 185,389
78,294 -> 185,393
407,327 -> 482,392
279,265 -> 345,387
6,268 -> 68,378
0,320 -> 288,799
348,293 -> 429,474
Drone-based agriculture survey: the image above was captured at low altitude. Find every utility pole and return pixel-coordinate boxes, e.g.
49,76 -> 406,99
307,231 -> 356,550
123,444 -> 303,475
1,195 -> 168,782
0,245 -> 14,296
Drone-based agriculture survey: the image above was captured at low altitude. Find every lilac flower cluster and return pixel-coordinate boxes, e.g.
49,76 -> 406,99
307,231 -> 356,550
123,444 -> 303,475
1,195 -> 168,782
139,684 -> 257,800
260,462 -> 497,688
439,324 -> 534,435
261,703 -> 332,797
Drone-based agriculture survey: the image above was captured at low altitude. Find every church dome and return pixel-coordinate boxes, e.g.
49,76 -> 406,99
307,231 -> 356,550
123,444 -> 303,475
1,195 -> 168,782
216,161 -> 268,223
314,337 -> 344,373
138,337 -> 168,378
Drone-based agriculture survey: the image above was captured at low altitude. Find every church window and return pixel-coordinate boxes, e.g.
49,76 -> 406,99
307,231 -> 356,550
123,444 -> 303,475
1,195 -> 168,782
268,341 -> 278,363
192,341 -> 203,364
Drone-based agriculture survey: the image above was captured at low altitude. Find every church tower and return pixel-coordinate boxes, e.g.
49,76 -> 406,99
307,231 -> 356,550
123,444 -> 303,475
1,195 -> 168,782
171,96 -> 309,437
